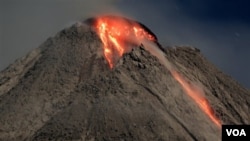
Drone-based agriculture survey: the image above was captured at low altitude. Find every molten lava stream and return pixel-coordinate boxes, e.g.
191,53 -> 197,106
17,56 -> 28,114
171,70 -> 221,128
93,15 -> 221,128
94,16 -> 156,68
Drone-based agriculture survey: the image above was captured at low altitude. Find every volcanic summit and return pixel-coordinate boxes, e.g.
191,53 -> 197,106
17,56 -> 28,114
0,15 -> 249,141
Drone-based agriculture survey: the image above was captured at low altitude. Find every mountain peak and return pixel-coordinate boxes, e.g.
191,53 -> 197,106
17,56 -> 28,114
0,22 -> 249,141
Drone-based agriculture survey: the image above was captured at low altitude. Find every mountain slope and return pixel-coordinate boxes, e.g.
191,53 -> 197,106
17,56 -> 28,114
0,23 -> 249,141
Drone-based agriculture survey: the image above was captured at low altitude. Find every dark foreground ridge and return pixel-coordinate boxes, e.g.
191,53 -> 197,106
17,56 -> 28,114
0,23 -> 249,141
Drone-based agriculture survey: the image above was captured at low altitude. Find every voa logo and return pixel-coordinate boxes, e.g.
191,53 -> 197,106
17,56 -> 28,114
226,129 -> 246,136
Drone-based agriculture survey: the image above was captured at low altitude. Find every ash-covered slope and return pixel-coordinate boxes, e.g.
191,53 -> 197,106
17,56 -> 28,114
0,23 -> 249,141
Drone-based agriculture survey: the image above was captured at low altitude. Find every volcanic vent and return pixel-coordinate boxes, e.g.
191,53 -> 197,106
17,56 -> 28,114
85,15 -> 162,68
0,15 -> 249,141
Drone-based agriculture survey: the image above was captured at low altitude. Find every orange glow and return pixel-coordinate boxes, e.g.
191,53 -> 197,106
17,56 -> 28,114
171,70 -> 221,127
94,16 -> 156,68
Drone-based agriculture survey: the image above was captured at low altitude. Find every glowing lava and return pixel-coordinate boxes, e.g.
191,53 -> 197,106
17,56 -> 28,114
90,15 -> 221,128
93,15 -> 156,68
171,70 -> 221,127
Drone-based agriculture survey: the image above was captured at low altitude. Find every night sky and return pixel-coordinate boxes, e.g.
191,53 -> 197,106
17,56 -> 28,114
1,0 -> 250,88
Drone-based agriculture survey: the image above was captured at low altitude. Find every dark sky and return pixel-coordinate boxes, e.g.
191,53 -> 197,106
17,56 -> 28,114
1,0 -> 250,88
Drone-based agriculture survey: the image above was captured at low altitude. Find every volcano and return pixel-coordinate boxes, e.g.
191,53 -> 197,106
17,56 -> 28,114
0,16 -> 249,141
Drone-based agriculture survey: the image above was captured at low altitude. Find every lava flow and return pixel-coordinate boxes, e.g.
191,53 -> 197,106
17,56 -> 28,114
90,15 -> 221,128
92,15 -> 156,68
142,40 -> 221,127
171,70 -> 221,127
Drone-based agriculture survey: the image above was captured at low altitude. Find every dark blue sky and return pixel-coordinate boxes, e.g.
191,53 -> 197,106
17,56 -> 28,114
116,0 -> 250,88
1,0 -> 250,88
177,0 -> 250,22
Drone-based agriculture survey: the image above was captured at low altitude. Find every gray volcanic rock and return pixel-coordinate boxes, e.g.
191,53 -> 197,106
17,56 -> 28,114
0,23 -> 249,141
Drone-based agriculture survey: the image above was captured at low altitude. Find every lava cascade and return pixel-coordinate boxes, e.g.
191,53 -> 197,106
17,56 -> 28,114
91,15 -> 221,128
171,70 -> 221,127
92,15 -> 156,68
142,41 -> 221,127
